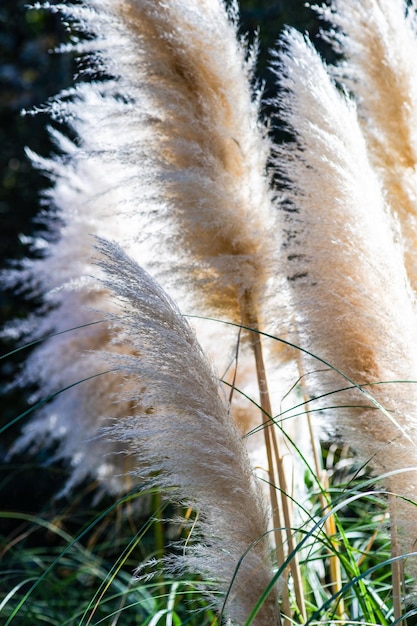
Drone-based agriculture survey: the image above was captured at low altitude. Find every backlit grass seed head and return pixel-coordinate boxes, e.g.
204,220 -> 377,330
315,0 -> 417,291
3,87 -> 146,494
94,238 -> 280,626
53,0 -> 281,326
272,27 -> 417,561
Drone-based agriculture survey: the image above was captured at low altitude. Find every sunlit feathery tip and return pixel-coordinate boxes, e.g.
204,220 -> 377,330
93,237 -> 280,625
271,26 -> 417,560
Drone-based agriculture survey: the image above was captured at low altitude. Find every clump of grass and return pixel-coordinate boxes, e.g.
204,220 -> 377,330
0,487 -> 218,625
2,425 -> 414,624
3,0 -> 417,624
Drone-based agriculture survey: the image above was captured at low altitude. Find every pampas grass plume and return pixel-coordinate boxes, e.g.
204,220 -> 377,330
272,27 -> 417,561
3,91 -> 145,494
315,0 -> 417,290
93,238 -> 279,626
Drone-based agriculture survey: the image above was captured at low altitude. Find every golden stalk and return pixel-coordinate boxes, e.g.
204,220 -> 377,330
389,493 -> 404,623
244,295 -> 306,622
298,353 -> 345,619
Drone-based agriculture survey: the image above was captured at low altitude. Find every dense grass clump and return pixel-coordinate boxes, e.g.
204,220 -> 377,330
3,0 -> 417,624
2,434 -> 414,624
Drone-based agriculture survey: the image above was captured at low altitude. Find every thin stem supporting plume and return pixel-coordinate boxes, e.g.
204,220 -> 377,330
244,302 -> 306,622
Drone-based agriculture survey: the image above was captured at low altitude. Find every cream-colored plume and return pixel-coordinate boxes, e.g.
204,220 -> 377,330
93,238 -> 280,626
314,0 -> 417,289
272,28 -> 417,561
4,105 -> 144,494
70,0 -> 280,325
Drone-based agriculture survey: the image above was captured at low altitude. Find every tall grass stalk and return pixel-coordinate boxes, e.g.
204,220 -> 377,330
245,313 -> 305,622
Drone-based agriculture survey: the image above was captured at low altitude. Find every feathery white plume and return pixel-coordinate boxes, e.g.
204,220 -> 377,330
3,88 -> 145,494
272,28 -> 417,560
64,0 -> 279,323
93,238 -> 279,626
314,0 -> 417,289
30,0 -> 280,323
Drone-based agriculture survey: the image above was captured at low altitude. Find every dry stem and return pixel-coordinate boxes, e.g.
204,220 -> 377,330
243,296 -> 306,622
